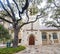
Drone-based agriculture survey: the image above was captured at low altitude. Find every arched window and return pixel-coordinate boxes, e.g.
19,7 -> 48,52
19,39 -> 21,43
42,32 -> 47,40
53,33 -> 57,39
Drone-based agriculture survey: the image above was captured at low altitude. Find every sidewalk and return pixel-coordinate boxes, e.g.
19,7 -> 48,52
15,44 -> 60,54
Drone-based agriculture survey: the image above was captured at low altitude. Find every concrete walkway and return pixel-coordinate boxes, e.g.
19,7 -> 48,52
16,44 -> 60,54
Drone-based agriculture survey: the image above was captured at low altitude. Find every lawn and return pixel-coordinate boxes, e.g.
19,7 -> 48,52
0,45 -> 26,54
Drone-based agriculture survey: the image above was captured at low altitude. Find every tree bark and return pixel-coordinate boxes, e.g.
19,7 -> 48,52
13,25 -> 19,48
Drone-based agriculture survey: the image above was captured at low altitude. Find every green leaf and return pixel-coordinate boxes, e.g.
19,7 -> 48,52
47,0 -> 53,3
0,24 -> 11,40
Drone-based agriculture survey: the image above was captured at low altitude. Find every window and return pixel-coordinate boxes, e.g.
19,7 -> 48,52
53,33 -> 57,39
42,32 -> 47,40
49,34 -> 51,39
19,39 -> 21,43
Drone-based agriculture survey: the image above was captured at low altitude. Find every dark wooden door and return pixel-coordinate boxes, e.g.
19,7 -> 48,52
29,36 -> 35,45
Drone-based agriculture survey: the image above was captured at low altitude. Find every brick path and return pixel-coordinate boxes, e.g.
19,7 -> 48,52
16,44 -> 60,54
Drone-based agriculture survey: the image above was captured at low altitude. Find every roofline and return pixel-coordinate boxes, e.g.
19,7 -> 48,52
40,29 -> 60,31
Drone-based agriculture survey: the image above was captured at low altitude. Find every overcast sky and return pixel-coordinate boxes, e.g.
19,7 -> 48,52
0,0 -> 47,26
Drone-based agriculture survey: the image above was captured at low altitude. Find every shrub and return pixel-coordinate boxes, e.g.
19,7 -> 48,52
0,45 -> 26,54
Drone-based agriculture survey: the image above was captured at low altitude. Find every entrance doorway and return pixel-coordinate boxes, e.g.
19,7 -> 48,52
29,34 -> 35,45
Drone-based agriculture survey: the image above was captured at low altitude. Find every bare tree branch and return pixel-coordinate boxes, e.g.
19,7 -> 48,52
55,18 -> 60,24
0,0 -> 13,19
17,17 -> 22,22
12,0 -> 22,20
12,0 -> 20,11
6,0 -> 16,21
19,3 -> 49,29
20,0 -> 29,14
26,9 -> 29,22
19,13 -> 45,29
13,0 -> 29,22
53,0 -> 60,8
0,16 -> 12,24
51,24 -> 60,28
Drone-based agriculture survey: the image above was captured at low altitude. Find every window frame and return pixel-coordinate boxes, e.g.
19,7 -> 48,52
42,32 -> 47,40
53,33 -> 58,39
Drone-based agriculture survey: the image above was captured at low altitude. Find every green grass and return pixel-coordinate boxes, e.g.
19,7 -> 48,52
0,45 -> 26,54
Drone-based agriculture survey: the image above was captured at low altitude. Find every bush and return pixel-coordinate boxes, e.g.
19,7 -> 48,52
0,24 -> 11,42
0,45 -> 26,54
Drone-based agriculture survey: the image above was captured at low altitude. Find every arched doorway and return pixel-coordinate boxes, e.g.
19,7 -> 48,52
29,34 -> 35,45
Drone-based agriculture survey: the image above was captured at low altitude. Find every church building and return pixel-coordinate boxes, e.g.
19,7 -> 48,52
20,15 -> 60,46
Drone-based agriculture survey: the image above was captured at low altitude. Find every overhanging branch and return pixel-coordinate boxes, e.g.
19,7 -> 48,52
13,0 -> 29,21
20,0 -> 29,14
13,0 -> 20,11
17,15 -> 23,22
6,0 -> 16,21
0,16 -> 13,24
51,24 -> 60,28
53,0 -> 60,8
26,9 -> 29,22
19,14 -> 45,29
12,0 -> 22,20
0,0 -> 13,19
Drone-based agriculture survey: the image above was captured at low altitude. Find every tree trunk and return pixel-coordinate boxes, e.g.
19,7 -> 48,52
13,25 -> 19,48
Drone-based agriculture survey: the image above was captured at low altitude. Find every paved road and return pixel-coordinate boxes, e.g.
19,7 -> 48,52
16,44 -> 60,54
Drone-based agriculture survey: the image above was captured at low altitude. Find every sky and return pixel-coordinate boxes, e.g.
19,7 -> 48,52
0,0 -> 47,26
1,0 -> 13,3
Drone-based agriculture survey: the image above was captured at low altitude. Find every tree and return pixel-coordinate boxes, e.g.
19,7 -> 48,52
42,0 -> 60,28
0,0 -> 48,47
0,24 -> 11,42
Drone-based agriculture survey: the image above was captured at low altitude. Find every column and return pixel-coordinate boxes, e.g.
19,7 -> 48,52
39,32 -> 42,45
50,33 -> 54,44
57,32 -> 60,43
47,32 -> 50,45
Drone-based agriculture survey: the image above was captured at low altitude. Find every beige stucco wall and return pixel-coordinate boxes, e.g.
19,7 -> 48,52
21,30 -> 42,46
21,30 -> 60,46
40,30 -> 60,44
